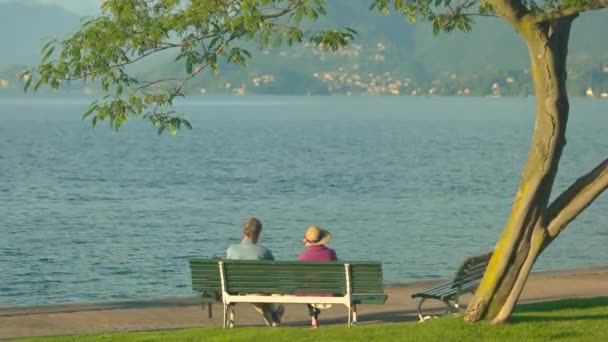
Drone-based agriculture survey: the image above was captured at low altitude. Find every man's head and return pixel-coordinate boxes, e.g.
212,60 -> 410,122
243,217 -> 263,242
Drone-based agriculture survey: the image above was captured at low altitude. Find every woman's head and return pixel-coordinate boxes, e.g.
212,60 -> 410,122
303,226 -> 332,246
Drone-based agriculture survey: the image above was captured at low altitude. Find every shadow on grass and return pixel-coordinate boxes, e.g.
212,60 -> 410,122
228,309 -> 421,328
512,313 -> 608,323
511,297 -> 608,323
235,297 -> 608,327
515,297 -> 608,312
282,309 -> 420,327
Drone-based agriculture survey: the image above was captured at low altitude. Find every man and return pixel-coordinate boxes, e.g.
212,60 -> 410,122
226,217 -> 284,326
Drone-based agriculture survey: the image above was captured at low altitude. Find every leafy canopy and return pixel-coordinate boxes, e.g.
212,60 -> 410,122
371,0 -> 607,34
26,0 -> 355,135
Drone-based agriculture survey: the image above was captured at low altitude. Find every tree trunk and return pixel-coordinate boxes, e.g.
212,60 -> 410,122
463,16 -> 576,324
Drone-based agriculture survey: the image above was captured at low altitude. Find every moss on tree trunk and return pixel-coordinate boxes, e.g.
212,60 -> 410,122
464,16 -> 575,324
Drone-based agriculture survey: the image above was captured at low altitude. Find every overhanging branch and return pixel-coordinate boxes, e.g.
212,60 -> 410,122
545,157 -> 608,238
533,0 -> 608,23
489,0 -> 530,22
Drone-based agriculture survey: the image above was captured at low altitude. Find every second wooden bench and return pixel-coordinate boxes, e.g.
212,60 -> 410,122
411,251 -> 493,321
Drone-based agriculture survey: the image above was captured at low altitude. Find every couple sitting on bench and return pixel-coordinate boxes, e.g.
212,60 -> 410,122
226,217 -> 337,328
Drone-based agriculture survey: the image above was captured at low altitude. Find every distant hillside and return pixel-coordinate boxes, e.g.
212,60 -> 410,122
0,2 -> 81,69
1,1 -> 607,96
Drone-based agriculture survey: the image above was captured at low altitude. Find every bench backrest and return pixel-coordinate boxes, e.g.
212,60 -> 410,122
450,251 -> 493,290
190,259 -> 222,299
189,259 -> 384,297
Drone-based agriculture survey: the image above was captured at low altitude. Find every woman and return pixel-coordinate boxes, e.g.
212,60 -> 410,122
298,226 -> 337,328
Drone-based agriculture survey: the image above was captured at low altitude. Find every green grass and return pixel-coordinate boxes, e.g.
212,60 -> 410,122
12,297 -> 608,342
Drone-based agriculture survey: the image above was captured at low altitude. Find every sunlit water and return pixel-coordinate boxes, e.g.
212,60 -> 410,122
1,95 -> 606,307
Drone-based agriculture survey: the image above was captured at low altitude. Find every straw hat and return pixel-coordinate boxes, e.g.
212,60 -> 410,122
303,226 -> 332,246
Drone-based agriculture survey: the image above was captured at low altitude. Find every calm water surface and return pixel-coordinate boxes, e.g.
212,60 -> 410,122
0,95 -> 607,306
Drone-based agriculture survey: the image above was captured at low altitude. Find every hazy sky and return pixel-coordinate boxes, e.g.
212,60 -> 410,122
0,0 -> 102,14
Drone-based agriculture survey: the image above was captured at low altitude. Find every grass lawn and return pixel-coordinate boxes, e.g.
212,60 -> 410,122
12,297 -> 608,342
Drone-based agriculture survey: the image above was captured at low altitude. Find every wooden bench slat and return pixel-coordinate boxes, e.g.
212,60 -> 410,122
353,288 -> 383,293
223,264 -> 347,269
192,283 -> 221,288
225,274 -> 346,280
226,284 -> 347,291
352,294 -> 388,305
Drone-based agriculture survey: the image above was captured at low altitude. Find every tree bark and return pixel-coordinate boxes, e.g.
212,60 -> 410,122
463,16 -> 576,324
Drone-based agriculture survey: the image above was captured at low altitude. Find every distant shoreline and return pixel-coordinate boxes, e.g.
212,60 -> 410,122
1,91 -> 608,99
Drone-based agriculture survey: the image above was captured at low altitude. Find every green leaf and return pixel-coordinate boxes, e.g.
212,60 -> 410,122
115,84 -> 123,97
82,104 -> 98,119
432,19 -> 440,36
41,46 -> 55,63
22,72 -> 33,91
168,124 -> 177,136
208,36 -> 220,50
41,40 -> 55,54
33,80 -> 43,92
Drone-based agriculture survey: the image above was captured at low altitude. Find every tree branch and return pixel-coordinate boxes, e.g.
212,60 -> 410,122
533,0 -> 608,23
545,157 -> 608,239
489,0 -> 530,22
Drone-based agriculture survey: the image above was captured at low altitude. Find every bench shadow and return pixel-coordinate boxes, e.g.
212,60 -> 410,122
514,297 -> 608,313
512,314 -> 608,323
233,297 -> 608,327
288,309 -> 420,327
233,309 -> 421,328
511,297 -> 608,323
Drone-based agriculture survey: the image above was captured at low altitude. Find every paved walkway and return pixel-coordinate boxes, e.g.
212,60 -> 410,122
1,267 -> 608,340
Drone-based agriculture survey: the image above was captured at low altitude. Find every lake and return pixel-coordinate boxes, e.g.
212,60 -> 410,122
0,95 -> 606,307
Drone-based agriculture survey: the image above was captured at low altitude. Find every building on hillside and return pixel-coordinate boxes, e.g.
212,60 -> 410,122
233,87 -> 246,96
490,83 -> 501,97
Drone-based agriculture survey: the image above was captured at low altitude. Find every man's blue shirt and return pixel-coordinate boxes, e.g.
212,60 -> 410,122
226,239 -> 274,260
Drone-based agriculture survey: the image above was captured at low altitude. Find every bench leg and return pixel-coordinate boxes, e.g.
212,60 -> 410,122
229,304 -> 235,328
223,303 -> 228,329
452,296 -> 461,313
442,300 -> 451,316
207,303 -> 213,319
346,305 -> 352,327
418,298 -> 455,323
352,305 -> 358,326
416,298 -> 427,322
444,298 -> 460,315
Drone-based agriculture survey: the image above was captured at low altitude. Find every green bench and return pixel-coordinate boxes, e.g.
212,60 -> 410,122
411,251 -> 493,321
189,258 -> 388,328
